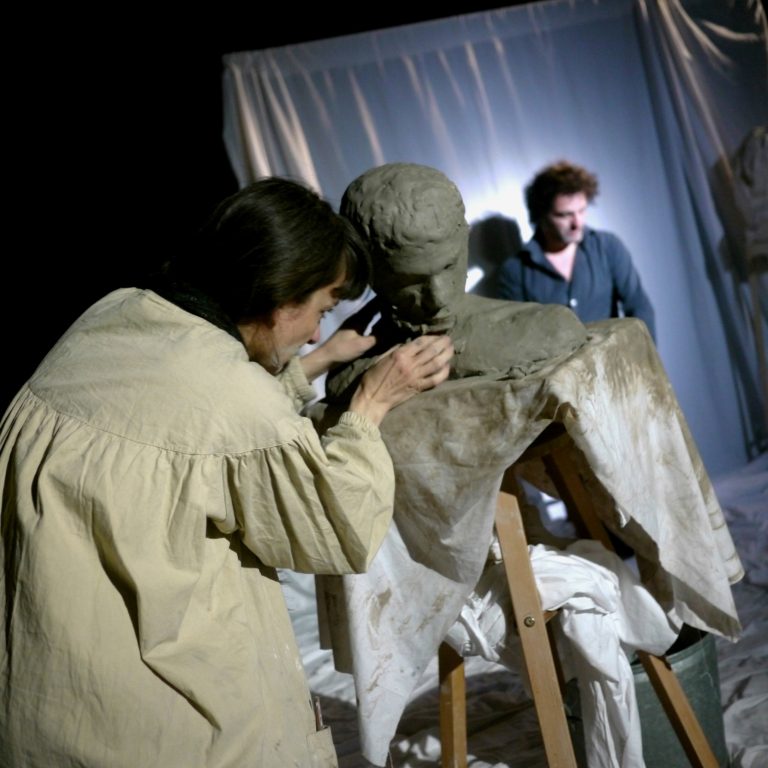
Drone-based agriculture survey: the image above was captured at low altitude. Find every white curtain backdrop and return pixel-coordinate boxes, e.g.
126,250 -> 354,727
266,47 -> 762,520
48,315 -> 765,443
222,0 -> 768,475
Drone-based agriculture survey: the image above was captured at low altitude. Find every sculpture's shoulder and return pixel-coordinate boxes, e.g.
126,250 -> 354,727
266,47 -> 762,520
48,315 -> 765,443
451,295 -> 588,379
459,294 -> 518,315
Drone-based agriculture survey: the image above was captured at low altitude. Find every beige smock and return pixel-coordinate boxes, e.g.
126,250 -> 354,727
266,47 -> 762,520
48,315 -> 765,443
0,288 -> 394,768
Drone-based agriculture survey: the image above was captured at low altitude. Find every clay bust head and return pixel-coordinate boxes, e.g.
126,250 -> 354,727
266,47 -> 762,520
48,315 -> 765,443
327,162 -> 589,402
340,163 -> 468,335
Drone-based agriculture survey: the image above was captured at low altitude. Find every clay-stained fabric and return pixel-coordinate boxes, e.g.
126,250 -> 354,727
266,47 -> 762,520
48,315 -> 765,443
312,317 -> 742,766
0,288 -> 395,768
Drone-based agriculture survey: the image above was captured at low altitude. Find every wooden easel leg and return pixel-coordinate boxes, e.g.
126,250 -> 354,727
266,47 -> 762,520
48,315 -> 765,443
439,642 -> 467,768
495,489 -> 579,768
532,453 -> 721,767
638,651 -> 720,768
541,451 -> 613,550
439,453 -> 720,768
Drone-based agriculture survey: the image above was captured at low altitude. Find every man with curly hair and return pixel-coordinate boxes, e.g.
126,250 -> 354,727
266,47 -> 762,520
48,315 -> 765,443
495,160 -> 656,341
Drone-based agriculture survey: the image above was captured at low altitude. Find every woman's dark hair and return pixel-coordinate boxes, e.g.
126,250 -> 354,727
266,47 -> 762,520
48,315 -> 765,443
151,177 -> 371,337
525,161 -> 599,225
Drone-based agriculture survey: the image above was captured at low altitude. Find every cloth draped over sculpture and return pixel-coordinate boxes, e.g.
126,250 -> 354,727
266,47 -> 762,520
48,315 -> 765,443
311,318 -> 742,766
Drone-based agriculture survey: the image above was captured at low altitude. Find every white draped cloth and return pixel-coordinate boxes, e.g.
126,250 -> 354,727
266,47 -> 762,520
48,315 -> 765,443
446,540 -> 681,768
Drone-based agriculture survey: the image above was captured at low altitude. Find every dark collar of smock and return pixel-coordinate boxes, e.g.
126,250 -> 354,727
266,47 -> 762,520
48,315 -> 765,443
147,280 -> 245,345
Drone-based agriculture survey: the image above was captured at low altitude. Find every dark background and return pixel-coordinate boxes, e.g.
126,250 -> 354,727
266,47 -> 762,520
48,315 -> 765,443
7,4 -> 531,411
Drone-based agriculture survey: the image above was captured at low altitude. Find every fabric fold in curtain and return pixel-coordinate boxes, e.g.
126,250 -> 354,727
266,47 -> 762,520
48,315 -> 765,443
222,0 -> 768,474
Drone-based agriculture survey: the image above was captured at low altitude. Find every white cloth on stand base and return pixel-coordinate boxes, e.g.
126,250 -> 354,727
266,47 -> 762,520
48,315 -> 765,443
445,540 -> 680,768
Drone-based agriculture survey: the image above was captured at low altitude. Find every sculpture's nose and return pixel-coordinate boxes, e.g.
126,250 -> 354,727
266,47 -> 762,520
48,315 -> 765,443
422,274 -> 454,313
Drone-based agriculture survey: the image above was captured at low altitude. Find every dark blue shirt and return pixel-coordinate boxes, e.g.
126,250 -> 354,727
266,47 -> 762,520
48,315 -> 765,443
495,227 -> 656,341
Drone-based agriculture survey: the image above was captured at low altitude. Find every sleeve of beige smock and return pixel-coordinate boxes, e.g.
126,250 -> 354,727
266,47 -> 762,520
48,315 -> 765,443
221,354 -> 395,574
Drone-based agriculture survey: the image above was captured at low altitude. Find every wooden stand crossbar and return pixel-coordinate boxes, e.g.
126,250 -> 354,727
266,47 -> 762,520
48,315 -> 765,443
438,425 -> 720,768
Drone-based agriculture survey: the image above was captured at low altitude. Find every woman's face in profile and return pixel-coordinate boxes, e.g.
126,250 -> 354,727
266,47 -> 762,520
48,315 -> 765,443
239,275 -> 344,372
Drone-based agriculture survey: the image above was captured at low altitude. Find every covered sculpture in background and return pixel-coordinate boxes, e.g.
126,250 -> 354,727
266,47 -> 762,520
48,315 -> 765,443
732,125 -> 768,437
325,162 -> 588,402
710,124 -> 768,448
732,125 -> 767,272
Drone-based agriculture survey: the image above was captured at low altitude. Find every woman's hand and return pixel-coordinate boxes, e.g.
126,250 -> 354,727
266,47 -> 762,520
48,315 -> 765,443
300,329 -> 377,381
299,300 -> 381,381
323,328 -> 378,365
349,335 -> 454,426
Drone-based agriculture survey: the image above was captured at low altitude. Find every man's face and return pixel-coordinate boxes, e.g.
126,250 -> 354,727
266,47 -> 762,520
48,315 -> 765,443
374,241 -> 467,334
540,192 -> 589,248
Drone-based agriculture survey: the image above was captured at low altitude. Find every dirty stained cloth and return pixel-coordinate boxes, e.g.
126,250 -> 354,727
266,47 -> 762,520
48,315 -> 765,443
0,288 -> 395,768
310,317 -> 743,767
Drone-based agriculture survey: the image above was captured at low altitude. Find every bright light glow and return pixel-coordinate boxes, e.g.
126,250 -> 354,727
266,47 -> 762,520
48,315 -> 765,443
465,266 -> 485,292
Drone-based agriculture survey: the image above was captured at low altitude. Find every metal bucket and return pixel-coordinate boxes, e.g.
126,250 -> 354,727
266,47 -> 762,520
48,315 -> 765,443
565,625 -> 730,767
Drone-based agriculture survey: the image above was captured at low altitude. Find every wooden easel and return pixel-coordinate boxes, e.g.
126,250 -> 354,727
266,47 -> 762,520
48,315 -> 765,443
438,424 -> 720,768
